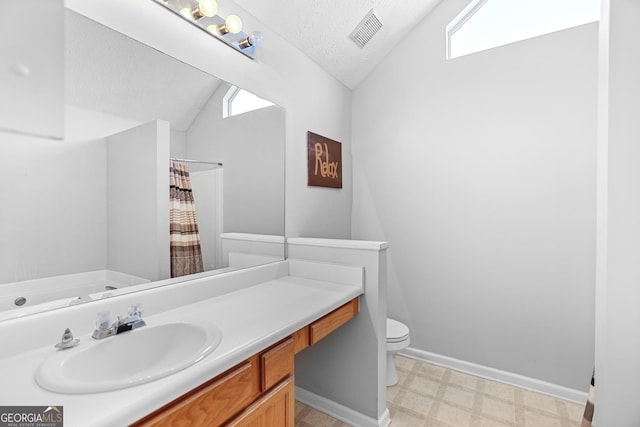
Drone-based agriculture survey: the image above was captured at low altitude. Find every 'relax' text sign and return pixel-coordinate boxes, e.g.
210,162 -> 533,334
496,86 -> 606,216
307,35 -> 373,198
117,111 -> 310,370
307,131 -> 342,189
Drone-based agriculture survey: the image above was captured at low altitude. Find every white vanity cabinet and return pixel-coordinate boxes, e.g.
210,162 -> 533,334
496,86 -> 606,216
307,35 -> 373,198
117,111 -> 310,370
0,0 -> 64,139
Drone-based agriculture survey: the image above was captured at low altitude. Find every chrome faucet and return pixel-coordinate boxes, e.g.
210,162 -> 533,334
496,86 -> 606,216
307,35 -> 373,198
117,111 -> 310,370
92,304 -> 146,340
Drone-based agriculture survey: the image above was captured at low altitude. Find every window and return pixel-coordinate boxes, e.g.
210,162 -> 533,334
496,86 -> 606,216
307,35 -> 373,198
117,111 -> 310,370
223,86 -> 274,118
447,0 -> 600,60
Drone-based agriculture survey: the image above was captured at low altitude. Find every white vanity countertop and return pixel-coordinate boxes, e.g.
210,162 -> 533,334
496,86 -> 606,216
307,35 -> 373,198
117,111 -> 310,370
0,275 -> 362,426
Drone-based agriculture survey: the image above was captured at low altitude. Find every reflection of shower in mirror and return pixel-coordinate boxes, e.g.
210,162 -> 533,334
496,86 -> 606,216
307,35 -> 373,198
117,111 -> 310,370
170,158 -> 224,273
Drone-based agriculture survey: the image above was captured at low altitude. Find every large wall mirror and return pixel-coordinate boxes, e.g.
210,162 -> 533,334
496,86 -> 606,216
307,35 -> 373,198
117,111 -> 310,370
0,9 -> 285,321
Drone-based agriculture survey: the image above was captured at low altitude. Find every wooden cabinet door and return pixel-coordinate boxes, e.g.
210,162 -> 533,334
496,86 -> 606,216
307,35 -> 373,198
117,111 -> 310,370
132,358 -> 260,427
226,376 -> 294,427
260,337 -> 294,391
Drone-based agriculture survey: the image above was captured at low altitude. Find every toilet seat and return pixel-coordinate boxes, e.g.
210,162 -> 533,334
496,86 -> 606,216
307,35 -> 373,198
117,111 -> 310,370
387,318 -> 409,343
386,318 -> 410,386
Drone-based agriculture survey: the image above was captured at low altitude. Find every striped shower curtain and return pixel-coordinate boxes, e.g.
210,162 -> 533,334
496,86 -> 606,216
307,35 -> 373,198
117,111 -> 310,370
169,161 -> 204,277
582,370 -> 595,427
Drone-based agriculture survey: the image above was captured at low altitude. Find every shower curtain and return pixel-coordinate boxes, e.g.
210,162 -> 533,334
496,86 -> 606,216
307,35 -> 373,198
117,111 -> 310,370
582,370 -> 595,427
169,161 -> 204,277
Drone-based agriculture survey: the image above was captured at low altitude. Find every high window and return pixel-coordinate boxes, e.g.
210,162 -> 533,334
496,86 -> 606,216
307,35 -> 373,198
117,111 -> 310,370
223,86 -> 274,118
447,0 -> 600,60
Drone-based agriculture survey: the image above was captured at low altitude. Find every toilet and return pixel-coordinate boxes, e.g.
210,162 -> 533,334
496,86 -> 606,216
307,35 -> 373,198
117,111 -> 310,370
386,318 -> 410,386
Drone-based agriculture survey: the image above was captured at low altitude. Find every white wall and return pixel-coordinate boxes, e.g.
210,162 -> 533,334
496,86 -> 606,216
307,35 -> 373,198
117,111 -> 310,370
352,0 -> 598,391
0,106 -> 141,285
289,239 -> 388,425
0,0 -> 64,139
0,131 -> 105,284
107,120 -> 170,281
594,0 -> 640,425
67,0 -> 353,240
170,129 -> 187,158
186,83 -> 285,236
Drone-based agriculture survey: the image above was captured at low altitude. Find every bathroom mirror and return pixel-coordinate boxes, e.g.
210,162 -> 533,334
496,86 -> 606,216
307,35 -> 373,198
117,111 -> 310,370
0,10 -> 285,321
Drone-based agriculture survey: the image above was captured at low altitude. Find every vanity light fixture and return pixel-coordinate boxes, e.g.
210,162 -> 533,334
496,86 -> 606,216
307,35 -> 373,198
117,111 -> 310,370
151,0 -> 261,59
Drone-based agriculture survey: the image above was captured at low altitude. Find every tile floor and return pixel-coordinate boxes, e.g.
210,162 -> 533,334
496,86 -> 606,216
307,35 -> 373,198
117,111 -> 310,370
295,355 -> 586,427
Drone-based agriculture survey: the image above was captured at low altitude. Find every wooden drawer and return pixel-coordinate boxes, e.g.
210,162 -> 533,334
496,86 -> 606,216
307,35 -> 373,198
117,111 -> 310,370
132,356 -> 260,427
226,376 -> 295,427
260,337 -> 294,391
309,297 -> 359,345
292,326 -> 310,354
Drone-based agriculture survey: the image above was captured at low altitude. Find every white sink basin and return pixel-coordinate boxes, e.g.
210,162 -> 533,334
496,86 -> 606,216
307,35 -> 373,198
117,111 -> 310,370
35,319 -> 222,394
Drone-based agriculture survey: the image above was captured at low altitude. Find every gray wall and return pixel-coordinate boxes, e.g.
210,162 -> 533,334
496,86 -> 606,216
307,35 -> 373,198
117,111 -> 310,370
351,0 -> 598,391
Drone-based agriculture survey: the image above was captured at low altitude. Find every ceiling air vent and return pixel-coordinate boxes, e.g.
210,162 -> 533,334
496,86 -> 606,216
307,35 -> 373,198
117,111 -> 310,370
349,9 -> 383,49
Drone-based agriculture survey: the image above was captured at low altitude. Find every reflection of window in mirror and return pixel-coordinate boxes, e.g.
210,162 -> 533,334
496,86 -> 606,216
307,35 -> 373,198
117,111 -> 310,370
223,86 -> 274,118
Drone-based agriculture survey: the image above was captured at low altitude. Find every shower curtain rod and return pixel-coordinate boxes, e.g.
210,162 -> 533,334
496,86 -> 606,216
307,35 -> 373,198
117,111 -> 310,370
171,157 -> 223,166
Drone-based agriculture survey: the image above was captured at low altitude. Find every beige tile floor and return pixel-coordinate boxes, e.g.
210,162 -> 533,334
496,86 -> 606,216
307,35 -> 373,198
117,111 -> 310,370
295,355 -> 586,427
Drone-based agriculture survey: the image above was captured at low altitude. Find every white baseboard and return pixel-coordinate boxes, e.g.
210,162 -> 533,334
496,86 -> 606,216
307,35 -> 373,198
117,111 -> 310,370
401,347 -> 588,404
295,387 -> 390,427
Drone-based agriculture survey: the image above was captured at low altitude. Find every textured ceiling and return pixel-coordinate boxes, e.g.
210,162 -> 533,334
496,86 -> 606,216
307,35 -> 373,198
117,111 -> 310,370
236,0 -> 444,88
66,10 -> 221,131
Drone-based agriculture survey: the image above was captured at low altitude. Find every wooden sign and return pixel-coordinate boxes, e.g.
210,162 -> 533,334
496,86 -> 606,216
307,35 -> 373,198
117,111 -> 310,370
307,131 -> 342,189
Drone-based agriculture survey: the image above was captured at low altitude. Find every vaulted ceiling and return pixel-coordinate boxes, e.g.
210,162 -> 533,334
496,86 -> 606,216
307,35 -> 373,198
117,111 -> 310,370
236,0 -> 443,88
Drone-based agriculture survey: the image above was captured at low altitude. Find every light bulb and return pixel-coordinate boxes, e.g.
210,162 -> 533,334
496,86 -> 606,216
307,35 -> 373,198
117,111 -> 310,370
181,0 -> 217,20
249,31 -> 263,46
197,0 -> 217,17
226,15 -> 242,34
239,31 -> 263,49
218,14 -> 242,35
